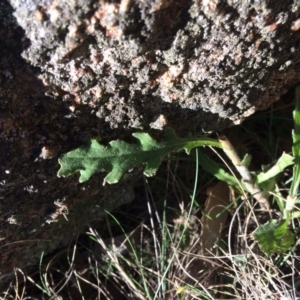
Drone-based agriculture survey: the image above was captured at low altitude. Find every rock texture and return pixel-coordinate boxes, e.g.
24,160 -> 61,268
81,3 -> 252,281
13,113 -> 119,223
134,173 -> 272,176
1,0 -> 300,281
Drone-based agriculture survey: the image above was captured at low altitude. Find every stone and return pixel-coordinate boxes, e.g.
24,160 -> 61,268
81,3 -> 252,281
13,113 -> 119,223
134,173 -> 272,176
1,0 -> 300,283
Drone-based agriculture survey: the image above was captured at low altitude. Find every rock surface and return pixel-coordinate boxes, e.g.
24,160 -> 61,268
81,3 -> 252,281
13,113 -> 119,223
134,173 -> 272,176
1,0 -> 300,281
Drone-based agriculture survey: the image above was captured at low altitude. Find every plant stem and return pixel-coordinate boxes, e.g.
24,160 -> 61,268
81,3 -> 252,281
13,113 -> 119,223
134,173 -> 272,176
219,135 -> 270,212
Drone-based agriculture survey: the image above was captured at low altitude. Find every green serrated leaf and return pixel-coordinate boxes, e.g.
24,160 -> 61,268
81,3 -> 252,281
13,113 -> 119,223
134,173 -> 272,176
57,128 -> 222,184
256,152 -> 294,184
253,219 -> 295,256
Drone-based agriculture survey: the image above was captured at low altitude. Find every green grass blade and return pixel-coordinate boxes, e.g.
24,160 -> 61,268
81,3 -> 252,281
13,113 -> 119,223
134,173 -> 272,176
197,150 -> 245,189
38,252 -> 51,296
161,199 -> 168,296
153,149 -> 215,300
290,86 -> 300,196
104,211 -> 151,298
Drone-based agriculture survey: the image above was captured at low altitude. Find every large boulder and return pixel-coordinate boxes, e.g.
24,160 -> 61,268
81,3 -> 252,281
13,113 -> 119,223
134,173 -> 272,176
1,0 -> 300,281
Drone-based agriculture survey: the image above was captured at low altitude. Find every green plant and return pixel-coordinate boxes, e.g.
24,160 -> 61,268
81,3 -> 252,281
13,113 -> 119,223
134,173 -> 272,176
196,89 -> 300,256
4,91 -> 299,299
251,87 -> 300,255
57,128 -> 221,184
84,151 -> 218,300
196,138 -> 298,255
57,87 -> 300,256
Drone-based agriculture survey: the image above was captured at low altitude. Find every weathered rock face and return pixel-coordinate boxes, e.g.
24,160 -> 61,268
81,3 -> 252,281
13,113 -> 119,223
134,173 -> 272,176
0,0 -> 137,282
9,0 -> 300,130
1,0 -> 300,281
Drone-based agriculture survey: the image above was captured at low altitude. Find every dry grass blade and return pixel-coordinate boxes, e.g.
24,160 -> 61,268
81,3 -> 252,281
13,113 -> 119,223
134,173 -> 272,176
88,226 -> 146,300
